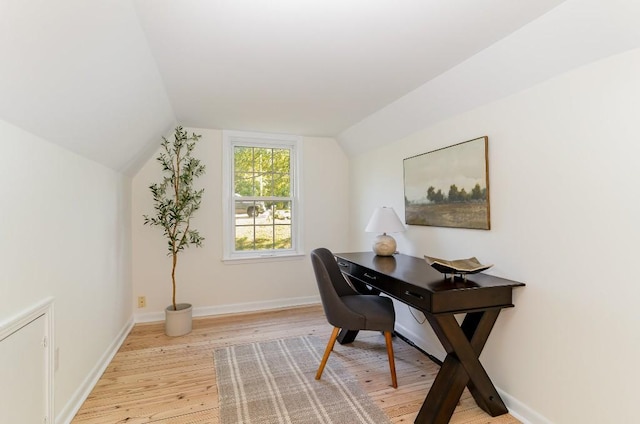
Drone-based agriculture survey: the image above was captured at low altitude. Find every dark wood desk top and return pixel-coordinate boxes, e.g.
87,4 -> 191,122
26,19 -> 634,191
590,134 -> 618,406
334,252 -> 525,314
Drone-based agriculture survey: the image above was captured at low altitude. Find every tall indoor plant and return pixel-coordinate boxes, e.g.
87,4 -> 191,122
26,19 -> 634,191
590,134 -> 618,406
144,126 -> 205,336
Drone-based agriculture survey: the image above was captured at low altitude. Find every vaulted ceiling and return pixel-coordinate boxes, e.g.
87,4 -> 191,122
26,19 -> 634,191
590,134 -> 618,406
1,0 -> 638,174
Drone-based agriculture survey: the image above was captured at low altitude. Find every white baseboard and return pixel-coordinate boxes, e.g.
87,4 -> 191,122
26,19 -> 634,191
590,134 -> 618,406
56,317 -> 134,424
499,390 -> 553,424
134,295 -> 321,323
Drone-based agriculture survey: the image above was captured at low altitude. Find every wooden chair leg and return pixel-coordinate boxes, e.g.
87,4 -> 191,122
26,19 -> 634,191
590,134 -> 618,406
316,327 -> 340,380
384,331 -> 398,388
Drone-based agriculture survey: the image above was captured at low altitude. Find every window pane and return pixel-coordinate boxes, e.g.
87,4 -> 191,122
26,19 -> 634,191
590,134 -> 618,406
262,172 -> 275,197
234,147 -> 254,172
234,200 -> 265,218
253,224 -> 274,250
235,225 -> 256,251
272,174 -> 290,197
234,173 -> 255,196
273,201 -> 291,221
273,149 -> 290,173
254,148 -> 272,172
273,224 -> 292,249
255,172 -> 269,196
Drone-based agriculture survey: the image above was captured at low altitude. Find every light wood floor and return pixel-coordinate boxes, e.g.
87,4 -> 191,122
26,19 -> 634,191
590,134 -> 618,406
71,305 -> 521,424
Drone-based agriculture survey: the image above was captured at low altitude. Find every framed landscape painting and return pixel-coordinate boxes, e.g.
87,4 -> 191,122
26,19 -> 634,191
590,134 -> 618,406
403,136 -> 490,230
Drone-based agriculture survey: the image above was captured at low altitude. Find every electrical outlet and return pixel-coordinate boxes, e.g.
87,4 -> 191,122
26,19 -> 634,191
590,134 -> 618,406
137,296 -> 146,308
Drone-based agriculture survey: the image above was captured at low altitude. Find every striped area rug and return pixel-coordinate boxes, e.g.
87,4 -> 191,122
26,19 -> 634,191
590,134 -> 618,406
213,335 -> 392,424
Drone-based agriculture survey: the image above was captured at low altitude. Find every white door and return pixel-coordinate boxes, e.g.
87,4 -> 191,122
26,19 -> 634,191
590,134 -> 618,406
0,314 -> 46,423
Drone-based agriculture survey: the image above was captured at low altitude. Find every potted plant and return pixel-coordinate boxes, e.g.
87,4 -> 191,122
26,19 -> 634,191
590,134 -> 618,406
143,126 -> 205,336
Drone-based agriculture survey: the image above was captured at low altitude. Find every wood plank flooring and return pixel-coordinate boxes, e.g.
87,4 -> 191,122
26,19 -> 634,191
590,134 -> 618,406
71,305 -> 521,424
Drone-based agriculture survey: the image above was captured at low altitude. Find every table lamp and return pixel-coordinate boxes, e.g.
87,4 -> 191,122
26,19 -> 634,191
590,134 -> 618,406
365,206 -> 406,256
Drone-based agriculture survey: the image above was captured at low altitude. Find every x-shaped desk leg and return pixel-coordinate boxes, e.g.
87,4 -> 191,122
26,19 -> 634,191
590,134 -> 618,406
415,309 -> 508,424
337,329 -> 359,344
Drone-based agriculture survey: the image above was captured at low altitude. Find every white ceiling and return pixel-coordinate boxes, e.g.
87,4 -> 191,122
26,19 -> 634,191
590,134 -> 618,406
132,0 -> 565,137
2,0 -> 637,174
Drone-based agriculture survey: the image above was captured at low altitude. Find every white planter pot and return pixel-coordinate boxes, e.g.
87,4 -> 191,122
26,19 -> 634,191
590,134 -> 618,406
165,303 -> 193,337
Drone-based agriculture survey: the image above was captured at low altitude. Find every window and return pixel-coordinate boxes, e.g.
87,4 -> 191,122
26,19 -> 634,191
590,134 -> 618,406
222,130 -> 303,261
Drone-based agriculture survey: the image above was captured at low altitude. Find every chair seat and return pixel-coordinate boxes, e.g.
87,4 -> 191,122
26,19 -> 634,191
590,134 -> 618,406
341,295 -> 395,332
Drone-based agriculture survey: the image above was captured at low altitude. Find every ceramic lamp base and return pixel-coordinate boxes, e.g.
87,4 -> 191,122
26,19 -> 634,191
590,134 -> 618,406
372,234 -> 397,256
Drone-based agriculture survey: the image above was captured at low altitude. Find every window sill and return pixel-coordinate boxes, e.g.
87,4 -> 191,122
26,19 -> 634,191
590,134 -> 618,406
222,252 -> 306,265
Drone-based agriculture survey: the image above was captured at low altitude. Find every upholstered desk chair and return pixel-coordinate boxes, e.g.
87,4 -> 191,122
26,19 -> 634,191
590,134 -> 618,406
310,247 -> 397,388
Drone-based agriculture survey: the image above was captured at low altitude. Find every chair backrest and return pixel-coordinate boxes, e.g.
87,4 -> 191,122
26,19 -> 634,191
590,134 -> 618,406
310,248 -> 359,328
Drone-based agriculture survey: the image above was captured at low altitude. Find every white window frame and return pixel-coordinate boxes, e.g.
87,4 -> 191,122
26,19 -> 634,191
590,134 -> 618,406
222,130 -> 304,262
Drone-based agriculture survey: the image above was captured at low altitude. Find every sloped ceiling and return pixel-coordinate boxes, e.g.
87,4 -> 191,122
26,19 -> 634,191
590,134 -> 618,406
0,0 -> 175,173
3,0 -> 637,174
132,0 -> 565,137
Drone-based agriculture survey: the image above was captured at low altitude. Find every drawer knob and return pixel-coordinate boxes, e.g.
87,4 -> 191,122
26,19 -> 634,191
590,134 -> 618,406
404,290 -> 424,300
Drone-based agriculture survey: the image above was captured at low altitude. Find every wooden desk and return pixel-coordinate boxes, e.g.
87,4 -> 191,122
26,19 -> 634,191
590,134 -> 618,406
334,252 -> 525,424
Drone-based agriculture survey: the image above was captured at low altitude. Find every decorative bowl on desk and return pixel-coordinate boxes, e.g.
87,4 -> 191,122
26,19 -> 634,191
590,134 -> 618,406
424,255 -> 493,279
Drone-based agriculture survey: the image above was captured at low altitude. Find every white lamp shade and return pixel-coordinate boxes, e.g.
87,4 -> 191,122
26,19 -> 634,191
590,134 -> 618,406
365,207 -> 406,234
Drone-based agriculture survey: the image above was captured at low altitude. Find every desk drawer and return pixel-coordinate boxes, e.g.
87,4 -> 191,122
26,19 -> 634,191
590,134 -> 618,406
344,262 -> 432,311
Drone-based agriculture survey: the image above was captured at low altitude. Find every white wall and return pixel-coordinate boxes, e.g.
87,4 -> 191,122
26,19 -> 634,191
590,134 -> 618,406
132,128 -> 349,318
348,48 -> 640,423
0,120 -> 133,421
